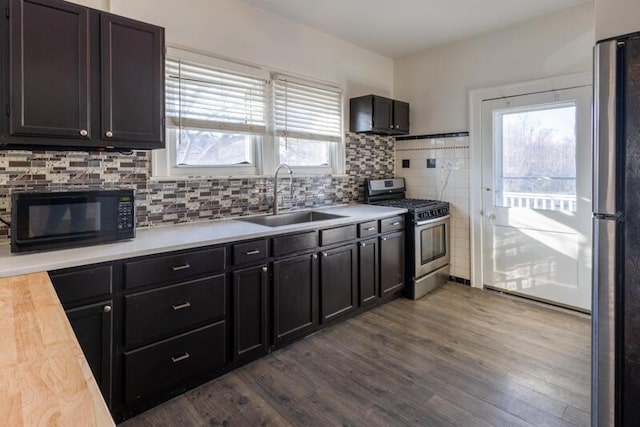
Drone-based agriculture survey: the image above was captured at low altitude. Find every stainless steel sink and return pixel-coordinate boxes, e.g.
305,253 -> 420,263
239,211 -> 345,227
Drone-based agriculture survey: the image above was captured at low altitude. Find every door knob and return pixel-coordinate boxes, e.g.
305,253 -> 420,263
105,131 -> 114,138
79,129 -> 88,137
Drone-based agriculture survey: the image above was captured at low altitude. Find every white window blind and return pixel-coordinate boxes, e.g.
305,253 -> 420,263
273,76 -> 342,143
166,58 -> 267,134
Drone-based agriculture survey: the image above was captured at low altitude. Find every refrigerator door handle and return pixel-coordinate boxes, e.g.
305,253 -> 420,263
594,40 -> 619,215
593,218 -> 617,427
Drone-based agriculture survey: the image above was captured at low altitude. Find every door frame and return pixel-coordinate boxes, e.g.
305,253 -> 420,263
468,72 -> 592,289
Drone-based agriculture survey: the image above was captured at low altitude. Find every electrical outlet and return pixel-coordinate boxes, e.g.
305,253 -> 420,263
427,158 -> 436,168
402,159 -> 410,168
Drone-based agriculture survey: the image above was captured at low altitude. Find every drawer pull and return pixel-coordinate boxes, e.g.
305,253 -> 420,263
172,263 -> 191,271
172,302 -> 192,311
382,237 -> 388,241
171,352 -> 190,363
322,252 -> 328,258
245,250 -> 260,255
391,222 -> 401,226
360,242 -> 366,247
365,227 -> 376,231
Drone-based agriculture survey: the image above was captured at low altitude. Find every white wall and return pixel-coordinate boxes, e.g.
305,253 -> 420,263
595,0 -> 640,41
73,0 -> 394,100
394,4 -> 594,135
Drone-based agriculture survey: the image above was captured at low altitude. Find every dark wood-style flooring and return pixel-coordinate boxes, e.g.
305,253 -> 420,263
121,282 -> 591,427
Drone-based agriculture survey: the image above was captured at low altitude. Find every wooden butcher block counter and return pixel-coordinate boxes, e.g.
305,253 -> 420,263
0,272 -> 115,426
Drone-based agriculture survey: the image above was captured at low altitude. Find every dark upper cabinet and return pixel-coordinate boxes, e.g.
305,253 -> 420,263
232,264 -> 269,364
349,95 -> 410,136
319,243 -> 357,323
100,13 -> 164,145
2,0 -> 165,150
9,0 -> 90,139
393,100 -> 410,134
66,300 -> 114,407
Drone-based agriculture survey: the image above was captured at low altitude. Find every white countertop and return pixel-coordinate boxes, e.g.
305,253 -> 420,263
0,204 -> 407,278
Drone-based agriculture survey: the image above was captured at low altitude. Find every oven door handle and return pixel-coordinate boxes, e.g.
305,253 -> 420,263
415,214 -> 450,227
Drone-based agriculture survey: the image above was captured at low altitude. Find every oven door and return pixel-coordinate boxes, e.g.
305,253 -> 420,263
414,215 -> 450,278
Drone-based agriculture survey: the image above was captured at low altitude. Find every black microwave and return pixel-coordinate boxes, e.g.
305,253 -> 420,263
11,189 -> 135,253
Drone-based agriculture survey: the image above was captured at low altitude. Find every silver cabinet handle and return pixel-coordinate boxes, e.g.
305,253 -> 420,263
312,254 -> 318,259
103,305 -> 112,313
360,242 -> 366,247
105,131 -> 113,138
245,250 -> 260,255
172,263 -> 190,271
381,237 -> 388,241
365,227 -> 376,231
322,252 -> 328,257
262,266 -> 268,272
391,222 -> 401,226
172,302 -> 191,311
79,129 -> 88,136
171,352 -> 190,363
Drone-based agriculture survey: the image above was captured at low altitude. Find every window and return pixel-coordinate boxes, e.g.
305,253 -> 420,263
273,76 -> 342,170
494,103 -> 577,212
154,49 -> 344,177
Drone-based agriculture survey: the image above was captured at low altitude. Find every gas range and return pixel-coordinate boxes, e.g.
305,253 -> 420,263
364,178 -> 449,222
364,178 -> 451,300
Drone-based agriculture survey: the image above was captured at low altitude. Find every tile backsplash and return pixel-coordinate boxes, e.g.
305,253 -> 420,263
395,135 -> 471,280
0,133 -> 394,242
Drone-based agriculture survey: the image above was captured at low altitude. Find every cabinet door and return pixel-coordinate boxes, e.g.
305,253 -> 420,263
233,264 -> 268,363
100,13 -> 164,146
393,100 -> 410,134
380,232 -> 405,295
320,244 -> 357,322
272,253 -> 318,346
9,0 -> 90,139
66,300 -> 113,407
372,96 -> 393,133
358,238 -> 379,306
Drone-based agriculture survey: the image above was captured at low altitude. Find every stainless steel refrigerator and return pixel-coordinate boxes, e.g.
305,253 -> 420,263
593,32 -> 640,426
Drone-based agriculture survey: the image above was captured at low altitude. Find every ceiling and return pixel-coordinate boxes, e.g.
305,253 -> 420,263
240,0 -> 593,58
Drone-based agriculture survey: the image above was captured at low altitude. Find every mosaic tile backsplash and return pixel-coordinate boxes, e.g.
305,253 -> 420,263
0,133 -> 395,242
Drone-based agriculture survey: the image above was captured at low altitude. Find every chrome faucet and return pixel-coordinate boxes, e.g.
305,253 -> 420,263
273,164 -> 293,215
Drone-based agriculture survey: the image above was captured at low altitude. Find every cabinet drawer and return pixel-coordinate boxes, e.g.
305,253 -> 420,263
50,265 -> 113,306
272,231 -> 317,257
358,221 -> 379,238
232,239 -> 268,266
380,216 -> 405,233
320,224 -> 357,246
125,247 -> 225,289
123,321 -> 226,403
124,274 -> 226,346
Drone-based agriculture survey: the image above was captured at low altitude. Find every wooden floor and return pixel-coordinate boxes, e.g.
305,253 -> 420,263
121,283 -> 591,427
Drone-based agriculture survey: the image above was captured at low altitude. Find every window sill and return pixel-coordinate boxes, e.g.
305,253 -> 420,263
150,173 -> 348,182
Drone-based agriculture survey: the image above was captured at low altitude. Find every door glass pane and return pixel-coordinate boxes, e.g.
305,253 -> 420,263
421,224 -> 446,265
495,103 -> 577,212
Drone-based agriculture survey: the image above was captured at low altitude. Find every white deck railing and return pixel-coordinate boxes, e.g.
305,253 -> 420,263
502,192 -> 577,212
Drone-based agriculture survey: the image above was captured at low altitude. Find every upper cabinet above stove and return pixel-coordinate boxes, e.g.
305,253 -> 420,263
349,95 -> 410,136
0,0 -> 165,151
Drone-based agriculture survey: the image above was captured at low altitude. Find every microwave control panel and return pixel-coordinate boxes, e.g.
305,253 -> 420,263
117,197 -> 135,230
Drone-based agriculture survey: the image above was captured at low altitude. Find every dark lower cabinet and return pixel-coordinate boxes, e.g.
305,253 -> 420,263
232,264 -> 268,363
66,300 -> 113,406
272,253 -> 318,346
380,231 -> 405,295
320,244 -> 357,322
123,321 -> 226,403
358,238 -> 379,306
